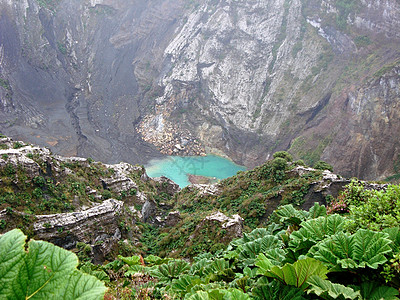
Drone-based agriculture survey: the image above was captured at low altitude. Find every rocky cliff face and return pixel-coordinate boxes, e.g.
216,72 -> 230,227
0,0 -> 399,179
0,0 -> 185,164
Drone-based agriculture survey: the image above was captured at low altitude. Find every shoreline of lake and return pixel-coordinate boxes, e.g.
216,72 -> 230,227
145,154 -> 246,187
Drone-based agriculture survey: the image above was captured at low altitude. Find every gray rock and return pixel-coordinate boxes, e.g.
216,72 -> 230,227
33,199 -> 123,258
165,211 -> 181,227
191,211 -> 244,243
141,199 -> 157,223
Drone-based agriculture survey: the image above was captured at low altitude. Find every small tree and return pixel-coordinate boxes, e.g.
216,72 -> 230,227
273,151 -> 293,162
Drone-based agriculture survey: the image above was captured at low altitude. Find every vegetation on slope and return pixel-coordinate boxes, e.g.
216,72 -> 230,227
1,135 -> 400,299
151,152 -> 331,257
83,193 -> 400,299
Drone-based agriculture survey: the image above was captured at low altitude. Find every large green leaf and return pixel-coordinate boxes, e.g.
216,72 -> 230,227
239,235 -> 284,261
118,255 -> 141,266
383,227 -> 400,253
190,258 -> 212,277
60,270 -> 109,300
224,288 -> 251,300
275,205 -> 308,226
203,259 -> 230,276
124,264 -> 153,277
187,291 -> 210,300
0,228 -> 26,296
289,215 -> 346,251
80,264 -> 110,283
358,282 -> 399,300
255,253 -> 274,275
252,280 -> 307,300
306,275 -> 360,300
0,229 -> 106,299
308,202 -> 327,219
230,225 -> 284,250
151,259 -> 190,282
260,257 -> 328,289
170,274 -> 203,298
186,288 -> 250,300
310,229 -> 392,270
186,283 -> 227,299
243,228 -> 271,242
144,254 -> 173,266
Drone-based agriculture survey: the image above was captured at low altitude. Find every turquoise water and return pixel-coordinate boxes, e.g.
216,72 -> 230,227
145,155 -> 246,187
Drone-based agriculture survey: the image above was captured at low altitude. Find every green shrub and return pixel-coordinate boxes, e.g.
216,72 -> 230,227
345,184 -> 400,231
33,176 -> 46,187
273,151 -> 293,162
271,158 -> 287,171
76,242 -> 93,263
313,160 -> 333,172
294,159 -> 305,166
13,142 -> 24,149
4,163 -> 16,177
102,190 -> 112,199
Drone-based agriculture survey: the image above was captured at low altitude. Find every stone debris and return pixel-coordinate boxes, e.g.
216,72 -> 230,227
186,183 -> 221,196
136,112 -> 206,157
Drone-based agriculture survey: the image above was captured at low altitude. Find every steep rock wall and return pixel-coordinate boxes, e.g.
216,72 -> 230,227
0,0 -> 185,164
0,0 -> 399,179
139,0 -> 400,179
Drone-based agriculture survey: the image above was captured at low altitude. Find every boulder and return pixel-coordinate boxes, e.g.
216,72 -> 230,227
191,211 -> 244,244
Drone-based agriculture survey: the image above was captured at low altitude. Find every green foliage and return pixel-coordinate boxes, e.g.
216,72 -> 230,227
357,282 -> 399,300
80,263 -> 110,283
309,229 -> 393,270
273,151 -> 293,162
259,257 -> 329,289
0,229 -> 106,299
0,145 -> 145,216
151,259 -> 190,283
13,142 -> 24,149
99,189 -> 400,299
334,0 -> 358,30
313,160 -> 333,172
170,274 -> 203,298
306,276 -> 360,299
342,181 -> 400,231
37,0 -> 61,12
0,78 -> 11,90
308,202 -> 327,219
32,176 -> 46,187
354,35 -> 371,48
271,157 -> 287,171
76,242 -> 92,263
274,204 -> 308,226
289,215 -> 346,254
253,280 -> 307,300
155,155 -> 326,257
117,255 -> 141,266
